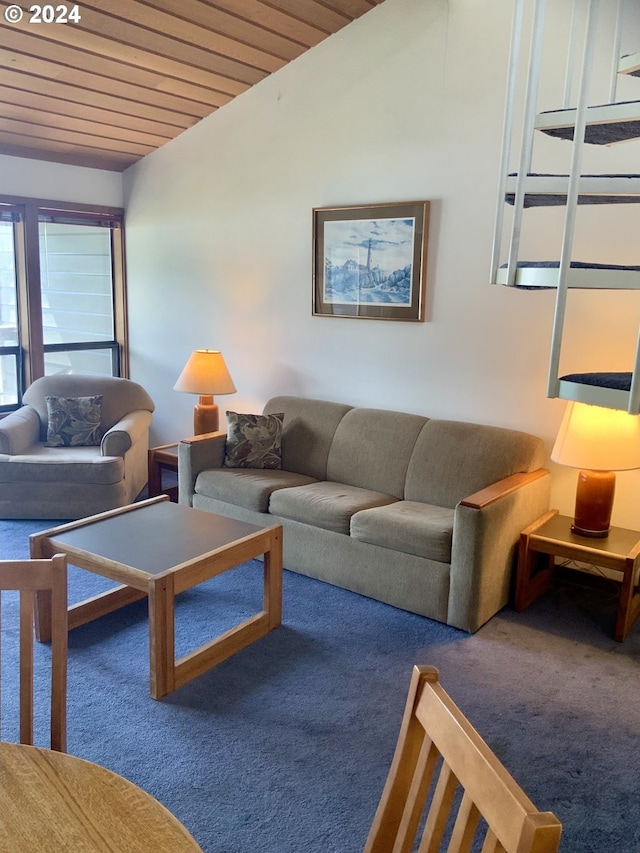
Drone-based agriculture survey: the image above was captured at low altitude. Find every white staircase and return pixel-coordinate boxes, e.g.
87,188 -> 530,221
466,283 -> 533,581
491,0 -> 640,412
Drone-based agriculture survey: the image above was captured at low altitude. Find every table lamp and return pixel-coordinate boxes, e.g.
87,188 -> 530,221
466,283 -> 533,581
551,401 -> 640,537
173,349 -> 236,434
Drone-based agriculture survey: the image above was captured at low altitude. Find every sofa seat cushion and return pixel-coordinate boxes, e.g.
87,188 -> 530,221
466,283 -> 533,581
194,468 -> 317,513
350,501 -> 454,562
0,444 -> 124,485
269,481 -> 397,535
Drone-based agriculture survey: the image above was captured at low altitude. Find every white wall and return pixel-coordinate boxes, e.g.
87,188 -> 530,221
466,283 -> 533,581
0,155 -> 123,207
9,0 -> 636,527
122,0 -> 640,526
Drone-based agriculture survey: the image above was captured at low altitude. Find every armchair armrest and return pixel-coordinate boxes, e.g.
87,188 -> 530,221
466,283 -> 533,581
449,468 -> 551,632
0,406 -> 41,455
101,410 -> 153,457
178,431 -> 227,506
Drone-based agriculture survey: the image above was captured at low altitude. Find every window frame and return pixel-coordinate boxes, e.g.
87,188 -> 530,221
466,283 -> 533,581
0,194 -> 128,411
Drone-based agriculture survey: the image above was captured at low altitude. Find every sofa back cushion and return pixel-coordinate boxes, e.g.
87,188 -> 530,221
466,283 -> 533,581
263,396 -> 352,480
24,375 -> 155,442
326,408 -> 427,499
404,419 -> 546,508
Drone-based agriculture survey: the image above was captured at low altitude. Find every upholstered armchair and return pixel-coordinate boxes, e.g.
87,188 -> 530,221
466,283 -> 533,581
0,375 -> 155,519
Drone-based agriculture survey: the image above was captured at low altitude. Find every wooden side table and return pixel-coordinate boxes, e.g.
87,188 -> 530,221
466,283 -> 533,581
516,509 -> 640,641
148,443 -> 179,501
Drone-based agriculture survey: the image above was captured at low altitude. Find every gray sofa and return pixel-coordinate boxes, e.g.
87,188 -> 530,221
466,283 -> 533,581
178,396 -> 550,632
0,374 -> 154,519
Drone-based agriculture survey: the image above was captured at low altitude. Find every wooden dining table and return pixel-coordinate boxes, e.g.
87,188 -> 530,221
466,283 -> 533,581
0,741 -> 203,851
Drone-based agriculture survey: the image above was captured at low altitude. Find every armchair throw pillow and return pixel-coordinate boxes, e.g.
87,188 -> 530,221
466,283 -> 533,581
45,395 -> 104,447
223,411 -> 284,469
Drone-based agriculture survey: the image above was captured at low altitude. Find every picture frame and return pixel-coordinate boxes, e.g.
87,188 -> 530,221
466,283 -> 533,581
312,200 -> 429,321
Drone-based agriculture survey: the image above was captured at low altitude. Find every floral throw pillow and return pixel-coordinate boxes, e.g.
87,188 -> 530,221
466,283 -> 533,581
45,395 -> 104,447
223,411 -> 284,469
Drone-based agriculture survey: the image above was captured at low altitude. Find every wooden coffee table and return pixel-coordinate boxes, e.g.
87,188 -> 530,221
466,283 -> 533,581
30,496 -> 282,699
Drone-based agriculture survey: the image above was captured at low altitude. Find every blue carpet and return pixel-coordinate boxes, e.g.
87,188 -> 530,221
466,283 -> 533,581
1,518 -> 639,852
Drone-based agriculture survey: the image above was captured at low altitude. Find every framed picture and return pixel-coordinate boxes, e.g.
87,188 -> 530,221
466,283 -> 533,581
312,200 -> 429,321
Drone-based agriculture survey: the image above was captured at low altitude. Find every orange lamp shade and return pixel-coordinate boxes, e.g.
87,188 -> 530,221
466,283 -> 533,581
173,350 -> 236,434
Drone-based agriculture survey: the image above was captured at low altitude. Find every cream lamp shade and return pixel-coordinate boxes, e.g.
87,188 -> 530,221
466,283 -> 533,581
173,350 -> 236,434
551,401 -> 640,537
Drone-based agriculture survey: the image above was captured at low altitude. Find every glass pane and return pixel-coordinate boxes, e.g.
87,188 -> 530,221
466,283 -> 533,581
0,221 -> 18,347
0,352 -> 19,407
39,221 -> 115,345
44,348 -> 115,377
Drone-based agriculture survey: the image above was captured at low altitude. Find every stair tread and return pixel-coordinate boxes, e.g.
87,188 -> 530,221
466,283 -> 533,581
618,51 -> 640,78
497,262 -> 640,290
557,375 -> 636,412
536,100 -> 640,144
505,173 -> 640,206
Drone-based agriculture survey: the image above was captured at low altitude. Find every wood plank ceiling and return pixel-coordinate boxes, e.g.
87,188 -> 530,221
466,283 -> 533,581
0,0 -> 385,172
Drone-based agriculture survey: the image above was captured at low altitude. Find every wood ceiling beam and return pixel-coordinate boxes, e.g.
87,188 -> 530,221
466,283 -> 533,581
0,89 -> 188,138
83,0 -> 309,59
163,0 -> 328,46
2,31 -> 243,101
0,69 -> 212,124
0,140 -> 139,171
0,0 -> 387,171
4,20 -> 260,91
0,118 -> 159,155
62,4 -> 283,77
261,0 -> 351,32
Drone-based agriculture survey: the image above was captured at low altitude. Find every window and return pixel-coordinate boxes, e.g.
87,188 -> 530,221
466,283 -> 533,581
0,196 -> 128,412
0,214 -> 20,409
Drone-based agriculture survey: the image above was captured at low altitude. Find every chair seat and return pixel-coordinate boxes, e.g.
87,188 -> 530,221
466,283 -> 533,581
350,501 -> 454,562
0,445 -> 124,485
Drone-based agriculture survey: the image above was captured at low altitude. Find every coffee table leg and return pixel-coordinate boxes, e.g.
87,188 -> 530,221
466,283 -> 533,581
145,525 -> 283,699
29,536 -> 51,642
264,527 -> 282,629
148,575 -> 176,700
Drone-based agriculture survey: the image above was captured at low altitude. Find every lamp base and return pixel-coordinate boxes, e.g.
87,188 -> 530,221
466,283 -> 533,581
571,469 -> 615,538
193,395 -> 219,435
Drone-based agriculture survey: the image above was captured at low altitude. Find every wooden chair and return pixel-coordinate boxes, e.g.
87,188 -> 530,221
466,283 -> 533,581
364,666 -> 562,853
0,555 -> 68,752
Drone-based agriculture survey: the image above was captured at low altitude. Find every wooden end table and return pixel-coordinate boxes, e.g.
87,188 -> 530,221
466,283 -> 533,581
30,496 -> 283,699
148,443 -> 179,501
516,509 -> 640,641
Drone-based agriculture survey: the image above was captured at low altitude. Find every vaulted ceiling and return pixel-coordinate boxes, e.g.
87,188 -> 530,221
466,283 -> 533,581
0,0 -> 385,172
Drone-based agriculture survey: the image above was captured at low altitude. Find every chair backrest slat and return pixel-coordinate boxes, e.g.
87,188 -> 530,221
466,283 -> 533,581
445,791 -> 481,853
0,556 -> 68,752
19,591 -> 35,745
480,828 -> 506,853
393,736 -> 439,852
364,666 -> 562,853
421,761 -> 458,852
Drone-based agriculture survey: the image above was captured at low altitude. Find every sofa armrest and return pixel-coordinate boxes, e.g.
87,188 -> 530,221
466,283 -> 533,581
0,406 -> 41,454
448,468 -> 551,632
178,431 -> 227,506
101,410 -> 153,457
459,469 -> 550,510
